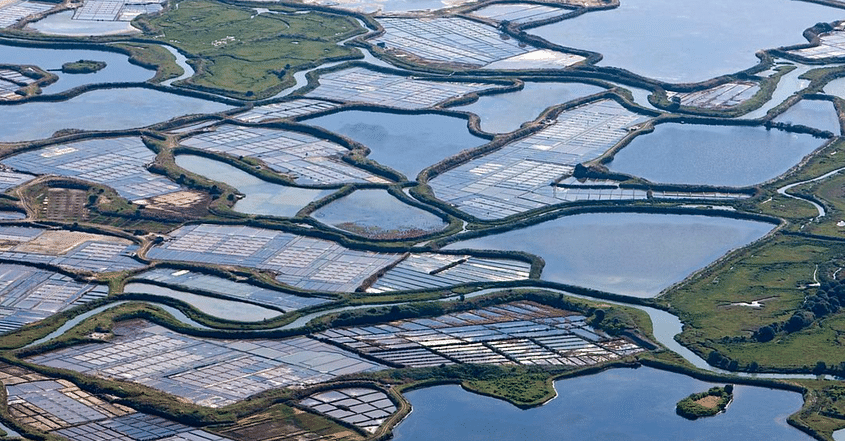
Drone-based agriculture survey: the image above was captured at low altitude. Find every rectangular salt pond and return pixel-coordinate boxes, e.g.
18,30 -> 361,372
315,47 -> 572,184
791,30 -> 845,59
233,99 -> 338,123
443,213 -> 774,297
306,67 -> 495,109
148,224 -> 400,293
179,124 -> 387,186
430,100 -> 650,219
301,388 -> 396,433
372,17 -> 583,69
366,253 -> 530,293
0,1 -> 52,28
667,81 -> 759,109
28,320 -> 385,407
148,224 -> 530,293
470,3 -> 571,25
315,301 -> 641,368
0,264 -> 107,333
0,226 -> 143,273
5,137 -> 180,201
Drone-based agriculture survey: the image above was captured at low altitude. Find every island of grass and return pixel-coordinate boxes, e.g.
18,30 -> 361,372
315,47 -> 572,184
61,60 -> 107,74
676,385 -> 734,420
133,0 -> 365,100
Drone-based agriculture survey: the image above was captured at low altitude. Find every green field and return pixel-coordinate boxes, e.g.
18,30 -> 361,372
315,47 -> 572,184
136,0 -> 365,99
665,233 -> 845,371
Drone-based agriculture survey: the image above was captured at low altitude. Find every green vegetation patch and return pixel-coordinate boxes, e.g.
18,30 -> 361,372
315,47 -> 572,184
137,0 -> 364,99
114,42 -> 184,83
666,234 -> 845,371
675,385 -> 733,420
60,59 -> 106,74
463,371 -> 555,406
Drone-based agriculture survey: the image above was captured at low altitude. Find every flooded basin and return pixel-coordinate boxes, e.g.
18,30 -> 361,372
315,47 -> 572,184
0,42 -> 153,93
774,100 -> 841,134
311,189 -> 447,239
393,367 -> 810,441
456,81 -> 605,133
0,88 -> 230,141
304,110 -> 485,180
608,123 -> 825,187
444,213 -> 773,297
528,0 -> 838,83
175,154 -> 333,217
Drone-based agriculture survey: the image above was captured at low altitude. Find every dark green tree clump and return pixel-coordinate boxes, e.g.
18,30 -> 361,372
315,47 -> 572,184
752,278 -> 845,346
676,385 -> 734,420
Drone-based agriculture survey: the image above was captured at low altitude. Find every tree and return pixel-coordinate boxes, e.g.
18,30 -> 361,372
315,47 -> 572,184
748,361 -> 759,372
754,325 -> 776,342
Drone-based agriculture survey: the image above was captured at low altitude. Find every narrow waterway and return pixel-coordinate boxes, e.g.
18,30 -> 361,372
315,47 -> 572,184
776,166 -> 845,218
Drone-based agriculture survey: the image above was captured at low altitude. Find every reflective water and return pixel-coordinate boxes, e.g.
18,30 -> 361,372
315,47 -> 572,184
0,42 -> 153,93
124,282 -> 281,322
609,124 -> 824,187
456,81 -> 605,133
393,367 -> 810,441
0,88 -> 230,141
775,100 -> 841,134
444,213 -> 773,297
311,189 -> 446,238
175,154 -> 332,217
529,0 -> 838,83
304,110 -> 485,180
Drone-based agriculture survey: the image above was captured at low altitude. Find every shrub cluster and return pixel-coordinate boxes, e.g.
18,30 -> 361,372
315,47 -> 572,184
676,385 -> 733,420
753,279 -> 845,343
